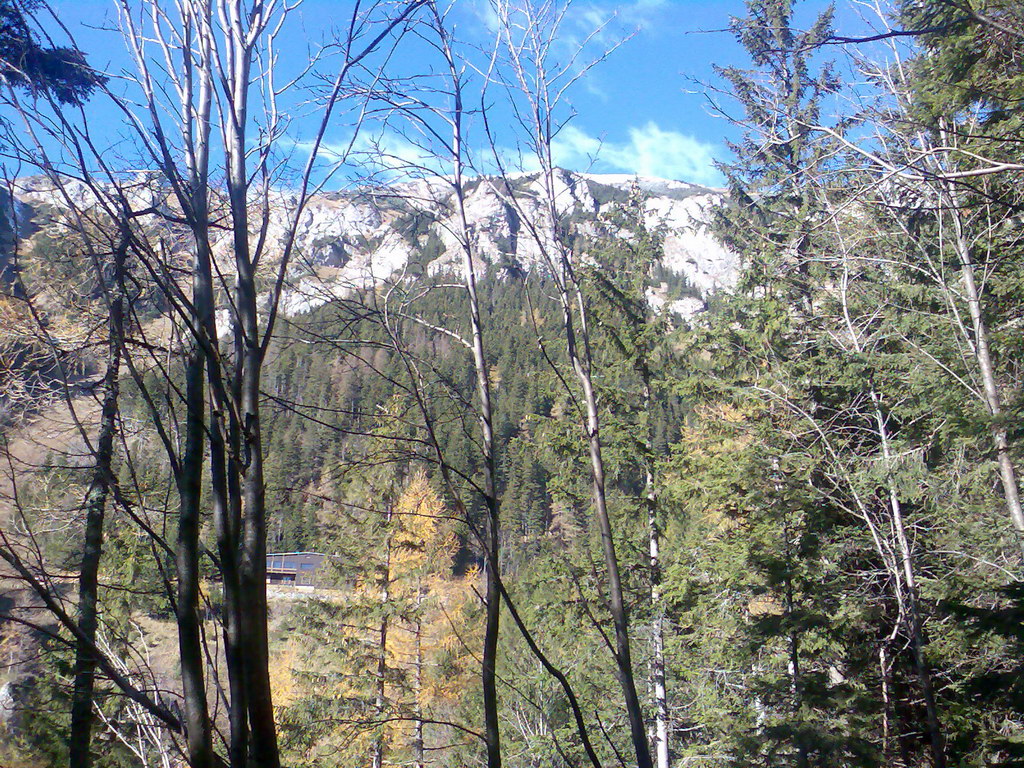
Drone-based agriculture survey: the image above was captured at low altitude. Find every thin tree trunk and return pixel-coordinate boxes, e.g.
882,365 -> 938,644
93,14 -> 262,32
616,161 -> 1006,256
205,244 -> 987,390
373,508 -> 393,768
179,237 -> 216,768
532,126 -> 651,765
444,133 -> 602,765
236,280 -> 279,768
189,104 -> 247,765
649,530 -> 669,768
476,6 -> 654,763
552,220 -> 651,768
497,156 -> 652,768
210,395 -> 247,768
641,378 -> 669,768
179,182 -> 217,768
871,396 -> 945,768
456,204 -> 502,768
479,9 -> 652,758
413,580 -> 425,768
575,331 -> 652,768
879,644 -> 890,761
786,594 -> 809,768
461,209 -> 503,768
949,218 -> 1024,538
175,11 -> 216,765
69,253 -> 124,768
444,48 -> 502,766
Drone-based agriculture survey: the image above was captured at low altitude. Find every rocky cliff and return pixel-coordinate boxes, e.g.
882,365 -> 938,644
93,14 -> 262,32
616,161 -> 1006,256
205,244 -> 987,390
6,169 -> 737,319
276,170 -> 736,318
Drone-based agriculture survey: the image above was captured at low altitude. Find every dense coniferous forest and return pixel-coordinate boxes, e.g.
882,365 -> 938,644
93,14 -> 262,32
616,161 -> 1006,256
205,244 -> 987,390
1,1 -> 1023,767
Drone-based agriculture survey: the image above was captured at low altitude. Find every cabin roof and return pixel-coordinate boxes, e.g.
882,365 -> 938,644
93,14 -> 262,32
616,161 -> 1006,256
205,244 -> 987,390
266,551 -> 325,557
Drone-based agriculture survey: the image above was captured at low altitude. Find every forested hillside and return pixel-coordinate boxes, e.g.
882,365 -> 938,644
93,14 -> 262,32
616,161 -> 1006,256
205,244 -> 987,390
1,1 -> 1023,768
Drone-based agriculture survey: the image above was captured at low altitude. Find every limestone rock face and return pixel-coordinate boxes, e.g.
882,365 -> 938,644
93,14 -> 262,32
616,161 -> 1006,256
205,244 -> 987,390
4,169 -> 738,319
270,170 -> 737,318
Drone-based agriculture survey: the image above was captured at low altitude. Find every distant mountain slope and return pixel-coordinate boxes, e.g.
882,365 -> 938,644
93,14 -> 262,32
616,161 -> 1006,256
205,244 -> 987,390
276,169 -> 736,317
5,168 -> 737,320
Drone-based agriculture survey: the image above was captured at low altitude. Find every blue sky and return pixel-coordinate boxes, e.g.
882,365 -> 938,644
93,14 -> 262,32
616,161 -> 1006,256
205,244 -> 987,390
40,0 -> 851,188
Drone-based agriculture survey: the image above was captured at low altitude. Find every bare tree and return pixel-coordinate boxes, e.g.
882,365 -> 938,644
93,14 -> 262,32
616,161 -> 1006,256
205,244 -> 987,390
335,6 -> 624,765
0,151 -> 182,764
479,3 -> 653,767
0,1 -> 427,766
114,3 -> 426,764
68,224 -> 129,768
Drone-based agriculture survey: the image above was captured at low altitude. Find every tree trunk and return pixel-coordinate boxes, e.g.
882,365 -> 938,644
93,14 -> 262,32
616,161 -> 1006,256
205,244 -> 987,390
950,219 -> 1024,540
552,232 -> 651,768
68,262 -> 124,768
447,69 -> 502,768
413,580 -> 425,768
373,508 -> 393,768
460,220 -> 502,768
643,380 -> 669,768
175,13 -> 216,765
879,643 -> 892,764
872,396 -> 945,768
179,190 -> 217,768
479,9 -> 653,759
177,336 -> 214,768
576,337 -> 652,768
785,582 -> 809,768
210,394 -> 247,768
225,25 -> 280,759
236,286 -> 279,768
516,158 -> 651,768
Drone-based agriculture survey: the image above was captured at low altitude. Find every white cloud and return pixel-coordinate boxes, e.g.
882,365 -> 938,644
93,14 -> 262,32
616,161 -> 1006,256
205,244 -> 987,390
620,0 -> 668,30
565,0 -> 668,43
551,122 -> 721,185
461,0 -> 500,33
550,125 -> 603,168
350,131 -> 450,176
287,122 -> 721,188
288,130 -> 452,182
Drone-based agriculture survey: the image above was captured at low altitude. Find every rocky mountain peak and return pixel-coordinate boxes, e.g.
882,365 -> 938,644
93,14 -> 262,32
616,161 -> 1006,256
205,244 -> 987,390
3,168 -> 737,320
278,169 -> 737,317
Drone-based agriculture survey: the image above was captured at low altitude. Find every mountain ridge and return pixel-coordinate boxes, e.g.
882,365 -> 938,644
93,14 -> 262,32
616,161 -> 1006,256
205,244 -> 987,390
4,168 -> 737,320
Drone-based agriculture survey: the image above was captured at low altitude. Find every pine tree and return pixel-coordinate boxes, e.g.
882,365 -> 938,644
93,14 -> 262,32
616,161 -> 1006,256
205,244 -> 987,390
0,0 -> 104,105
